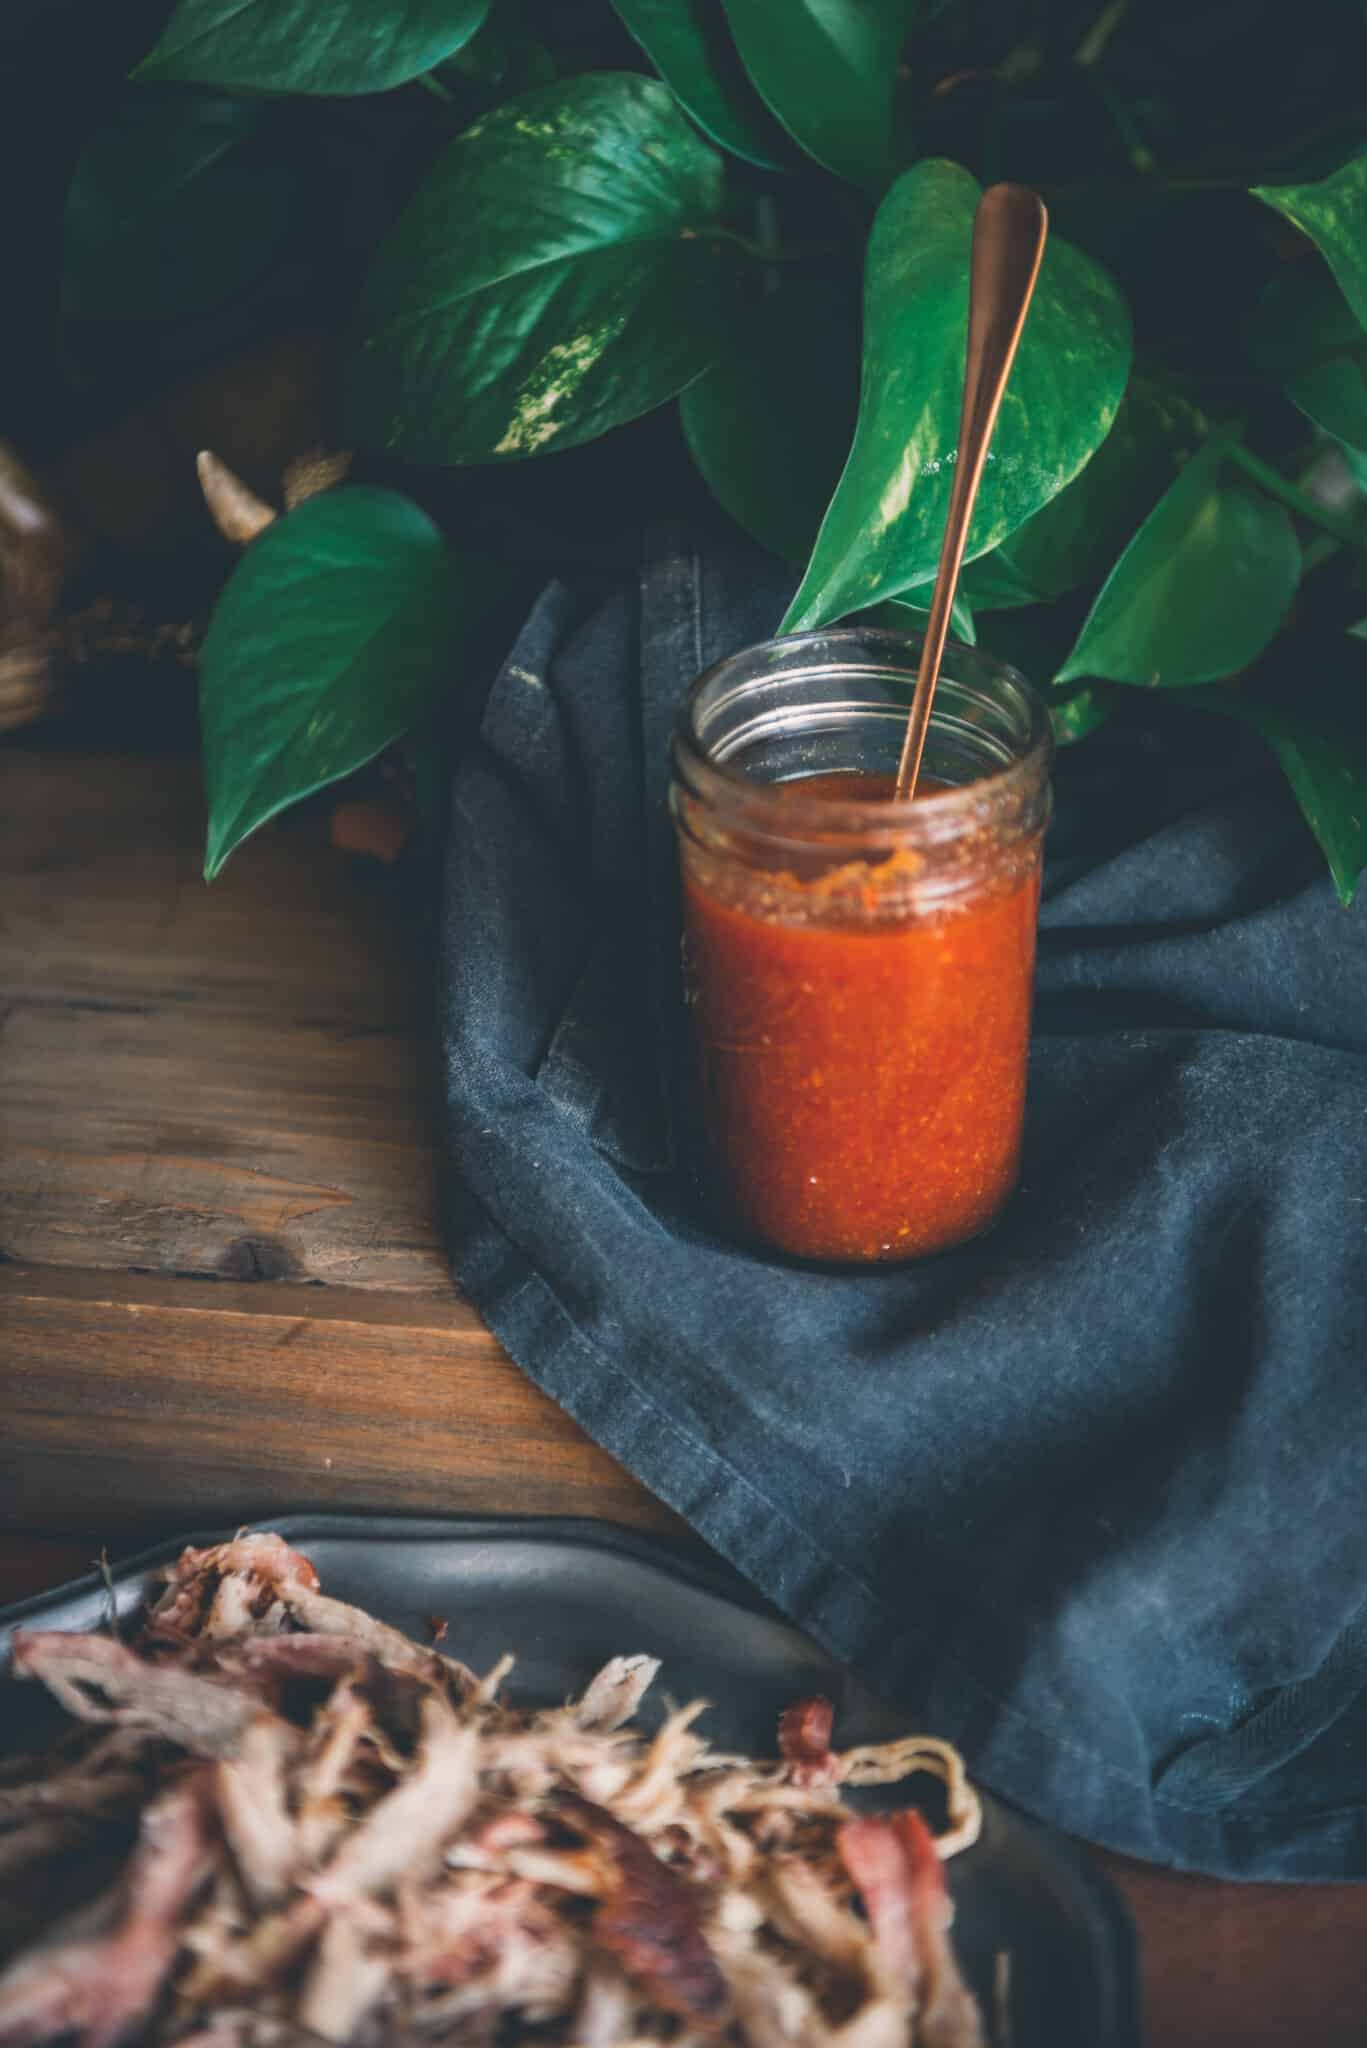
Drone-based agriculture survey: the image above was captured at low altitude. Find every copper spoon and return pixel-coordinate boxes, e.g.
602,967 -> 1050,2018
893,184 -> 1049,800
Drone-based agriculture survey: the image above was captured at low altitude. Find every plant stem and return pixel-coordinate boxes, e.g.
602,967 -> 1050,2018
1229,442 -> 1367,552
1073,0 -> 1129,67
417,71 -> 455,104
1088,76 -> 1156,174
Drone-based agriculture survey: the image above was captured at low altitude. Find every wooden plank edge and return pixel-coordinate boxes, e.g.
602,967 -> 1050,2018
0,1274 -> 695,1547
0,1261 -> 484,1331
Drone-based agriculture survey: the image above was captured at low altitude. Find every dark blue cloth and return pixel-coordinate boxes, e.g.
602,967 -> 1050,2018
438,528 -> 1367,1879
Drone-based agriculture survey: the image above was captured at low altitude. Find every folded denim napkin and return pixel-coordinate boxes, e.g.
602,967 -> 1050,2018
438,526 -> 1367,1878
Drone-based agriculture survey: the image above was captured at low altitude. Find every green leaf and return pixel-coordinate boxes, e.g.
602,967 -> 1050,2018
955,546 -> 1043,612
345,75 -> 726,464
679,276 -> 974,644
1248,267 -> 1357,377
882,594 -> 977,644
720,0 -> 910,188
62,91 -> 295,324
428,5 -> 556,107
137,0 -> 490,94
1050,682 -> 1115,745
1290,355 -> 1367,457
611,0 -> 786,169
1185,675 -> 1367,906
1249,271 -> 1367,454
863,594 -> 977,644
782,160 -> 1131,633
1055,435 -> 1301,689
1253,152 -> 1367,332
199,489 -> 461,879
1338,441 -> 1367,493
681,276 -> 859,564
962,376 -> 1205,610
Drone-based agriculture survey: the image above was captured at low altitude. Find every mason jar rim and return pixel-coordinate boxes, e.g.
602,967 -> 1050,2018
672,625 -> 1053,851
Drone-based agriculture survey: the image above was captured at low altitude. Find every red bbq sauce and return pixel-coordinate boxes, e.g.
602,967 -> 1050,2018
680,771 -> 1041,1263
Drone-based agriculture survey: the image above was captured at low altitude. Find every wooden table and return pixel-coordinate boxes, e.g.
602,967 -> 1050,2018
2,742 -> 1364,2045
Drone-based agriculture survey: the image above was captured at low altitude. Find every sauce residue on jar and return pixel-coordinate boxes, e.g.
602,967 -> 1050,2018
680,769 -> 1041,1263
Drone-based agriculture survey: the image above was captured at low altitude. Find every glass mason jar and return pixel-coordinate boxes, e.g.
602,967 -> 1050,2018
670,627 -> 1052,1264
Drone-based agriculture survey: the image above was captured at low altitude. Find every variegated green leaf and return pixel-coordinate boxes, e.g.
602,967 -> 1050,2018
781,160 -> 1131,633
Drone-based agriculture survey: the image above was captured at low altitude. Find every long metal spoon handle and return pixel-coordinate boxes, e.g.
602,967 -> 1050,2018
893,183 -> 1049,800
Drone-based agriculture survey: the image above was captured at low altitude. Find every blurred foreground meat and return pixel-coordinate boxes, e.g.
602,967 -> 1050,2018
0,1533 -> 986,2045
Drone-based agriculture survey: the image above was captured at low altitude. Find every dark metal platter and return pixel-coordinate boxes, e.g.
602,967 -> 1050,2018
0,1514 -> 1141,2047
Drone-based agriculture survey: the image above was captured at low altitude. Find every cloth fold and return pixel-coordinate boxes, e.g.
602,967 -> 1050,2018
438,528 -> 1367,1878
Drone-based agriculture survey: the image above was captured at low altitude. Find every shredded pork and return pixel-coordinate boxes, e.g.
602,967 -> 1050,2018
0,1533 -> 987,2046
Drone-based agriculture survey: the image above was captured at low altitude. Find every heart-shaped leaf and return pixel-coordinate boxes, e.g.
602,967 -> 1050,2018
1253,152 -> 1367,331
345,75 -> 726,464
426,7 -> 557,119
962,376 -> 1204,610
720,0 -> 910,188
1250,271 -> 1367,455
136,0 -> 490,95
1055,436 -> 1300,688
870,594 -> 976,645
1050,683 -> 1115,745
610,0 -> 786,168
1288,351 -> 1367,456
680,277 -> 973,638
62,91 -> 297,324
781,160 -> 1131,633
199,489 -> 464,879
681,275 -> 860,564
1184,673 -> 1367,906
953,545 -> 1043,612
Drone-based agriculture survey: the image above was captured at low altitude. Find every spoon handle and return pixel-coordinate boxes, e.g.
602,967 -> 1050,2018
894,184 -> 1049,800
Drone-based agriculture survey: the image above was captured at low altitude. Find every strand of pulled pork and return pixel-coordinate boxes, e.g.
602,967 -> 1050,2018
0,1774 -> 217,2048
0,1532 -> 988,2048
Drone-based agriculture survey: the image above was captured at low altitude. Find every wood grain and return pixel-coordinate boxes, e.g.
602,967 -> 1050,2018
6,738 -> 1367,2048
1095,1849 -> 1367,2048
0,1264 -> 685,1538
0,744 -> 683,1539
1,750 -> 447,1291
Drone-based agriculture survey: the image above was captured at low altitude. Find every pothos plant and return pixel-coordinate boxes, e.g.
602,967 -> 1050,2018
69,0 -> 1367,898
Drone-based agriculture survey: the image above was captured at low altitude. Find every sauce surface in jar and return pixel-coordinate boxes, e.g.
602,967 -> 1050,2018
680,771 -> 1041,1263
